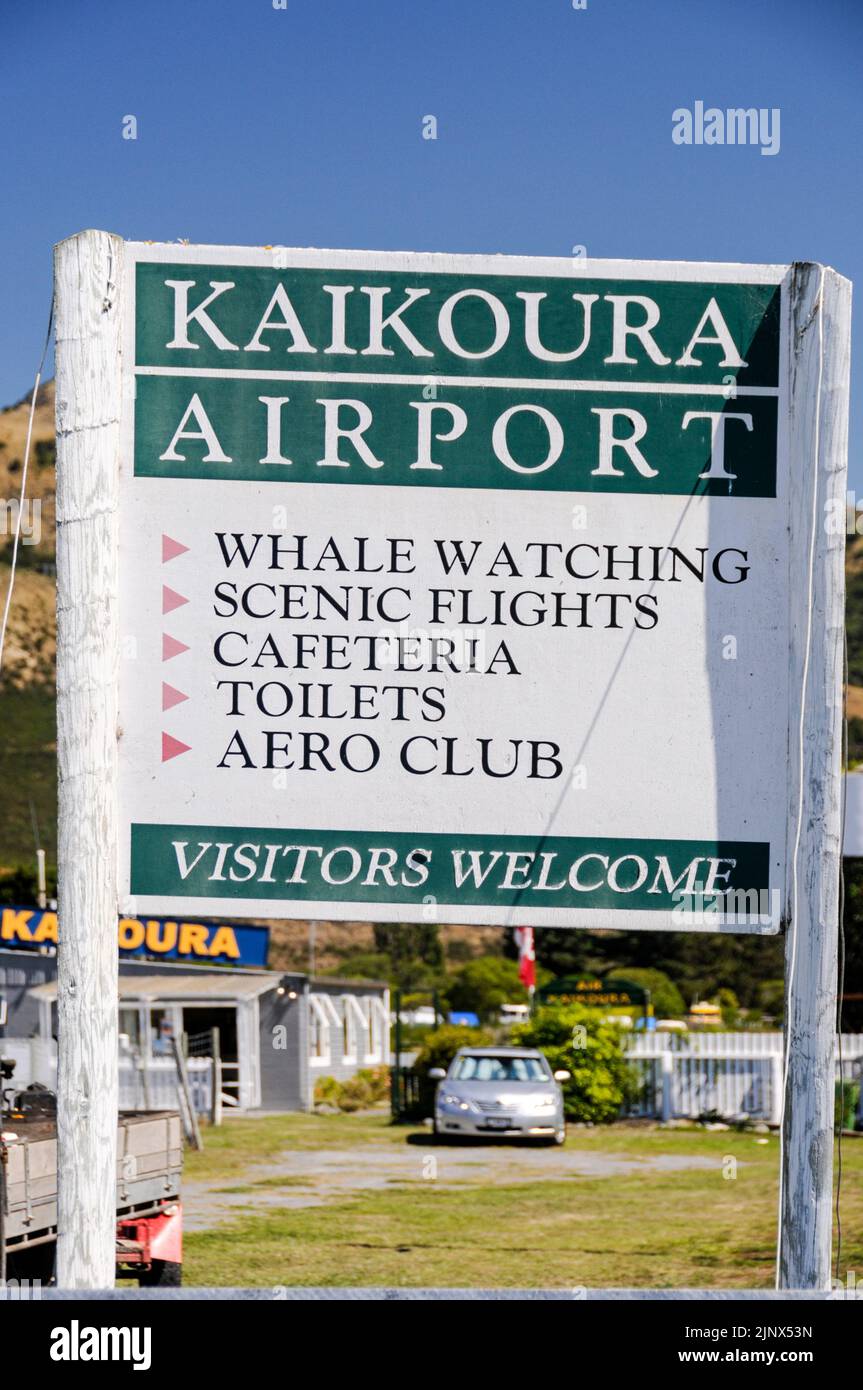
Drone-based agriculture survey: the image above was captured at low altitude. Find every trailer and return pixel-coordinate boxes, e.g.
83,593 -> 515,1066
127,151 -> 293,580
0,1108 -> 183,1286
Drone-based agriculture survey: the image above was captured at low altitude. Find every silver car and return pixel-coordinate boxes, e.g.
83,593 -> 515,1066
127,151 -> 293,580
430,1046 -> 569,1145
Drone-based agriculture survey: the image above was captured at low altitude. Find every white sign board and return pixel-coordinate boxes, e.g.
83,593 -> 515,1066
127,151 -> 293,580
110,245 -> 837,931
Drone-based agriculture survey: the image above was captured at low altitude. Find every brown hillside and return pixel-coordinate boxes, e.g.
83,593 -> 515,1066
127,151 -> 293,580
0,379 -> 56,564
0,563 -> 55,688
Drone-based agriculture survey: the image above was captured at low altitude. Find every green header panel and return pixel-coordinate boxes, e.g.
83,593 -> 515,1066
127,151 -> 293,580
130,823 -> 771,914
135,262 -> 780,387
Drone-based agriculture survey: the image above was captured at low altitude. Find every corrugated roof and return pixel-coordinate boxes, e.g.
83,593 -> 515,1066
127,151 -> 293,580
29,972 -> 278,1003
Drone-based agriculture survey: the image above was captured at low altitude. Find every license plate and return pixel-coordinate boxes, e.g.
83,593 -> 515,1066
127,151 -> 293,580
485,1118 -> 512,1130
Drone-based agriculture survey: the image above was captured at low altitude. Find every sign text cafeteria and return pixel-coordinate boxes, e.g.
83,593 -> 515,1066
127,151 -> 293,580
0,907 -> 269,966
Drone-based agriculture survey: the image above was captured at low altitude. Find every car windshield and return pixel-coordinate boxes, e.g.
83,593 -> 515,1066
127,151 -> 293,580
452,1054 -> 549,1082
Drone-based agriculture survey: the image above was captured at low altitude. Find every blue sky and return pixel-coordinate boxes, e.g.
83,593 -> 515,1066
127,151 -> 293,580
3,0 -> 861,480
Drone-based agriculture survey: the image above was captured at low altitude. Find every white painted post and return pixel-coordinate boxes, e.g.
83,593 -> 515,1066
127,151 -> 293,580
660,1050 -> 673,1124
770,1050 -> 783,1127
779,263 -> 852,1289
54,229 -> 124,1288
36,847 -> 47,909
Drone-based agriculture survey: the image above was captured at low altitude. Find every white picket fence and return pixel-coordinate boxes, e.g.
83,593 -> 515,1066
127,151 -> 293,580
623,1032 -> 863,1123
119,1052 -> 214,1115
6,1031 -> 862,1127
2,1037 -> 213,1116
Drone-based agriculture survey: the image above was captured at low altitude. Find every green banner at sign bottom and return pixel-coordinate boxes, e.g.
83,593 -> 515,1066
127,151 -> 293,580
130,824 -> 770,914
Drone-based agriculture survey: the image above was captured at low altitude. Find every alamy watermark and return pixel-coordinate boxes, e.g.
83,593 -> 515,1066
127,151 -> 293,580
673,883 -> 780,928
672,102 -> 780,157
0,498 -> 41,545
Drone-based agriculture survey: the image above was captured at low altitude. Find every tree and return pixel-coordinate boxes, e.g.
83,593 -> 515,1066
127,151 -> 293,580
503,926 -> 593,979
507,925 -> 786,1012
446,956 -> 551,1023
372,922 -> 445,990
612,967 -> 685,1019
324,952 -> 392,982
755,978 -> 784,1022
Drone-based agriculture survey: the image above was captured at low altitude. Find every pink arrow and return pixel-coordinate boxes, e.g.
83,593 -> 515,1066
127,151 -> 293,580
162,633 -> 189,662
162,731 -> 191,762
162,585 -> 189,615
162,534 -> 190,564
162,682 -> 188,711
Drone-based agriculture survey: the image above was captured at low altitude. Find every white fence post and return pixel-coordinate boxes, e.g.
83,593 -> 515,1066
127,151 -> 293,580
660,1051 -> 673,1123
770,1051 -> 784,1126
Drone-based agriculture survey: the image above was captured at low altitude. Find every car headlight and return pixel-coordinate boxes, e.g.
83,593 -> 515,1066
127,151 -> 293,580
531,1094 -> 557,1110
439,1092 -> 474,1111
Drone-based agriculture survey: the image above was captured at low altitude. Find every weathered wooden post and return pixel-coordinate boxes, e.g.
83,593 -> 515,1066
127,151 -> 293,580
54,229 -> 123,1287
778,263 -> 852,1289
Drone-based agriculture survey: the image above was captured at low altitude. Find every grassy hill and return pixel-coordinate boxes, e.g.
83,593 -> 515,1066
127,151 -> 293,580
0,381 -> 58,876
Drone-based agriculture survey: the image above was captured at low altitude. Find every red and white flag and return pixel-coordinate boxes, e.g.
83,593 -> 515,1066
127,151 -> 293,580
513,926 -> 536,993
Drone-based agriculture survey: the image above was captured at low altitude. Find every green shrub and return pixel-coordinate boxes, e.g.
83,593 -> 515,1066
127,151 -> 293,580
413,1024 -> 493,1078
313,1075 -> 342,1107
717,987 -> 741,1028
314,1067 -> 390,1112
336,1074 -> 373,1112
356,1066 -> 390,1104
836,1080 -> 860,1132
512,1004 -> 638,1123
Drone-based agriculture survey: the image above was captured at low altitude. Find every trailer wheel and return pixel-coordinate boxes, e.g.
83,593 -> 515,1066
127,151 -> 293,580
6,1242 -> 56,1285
138,1259 -> 181,1287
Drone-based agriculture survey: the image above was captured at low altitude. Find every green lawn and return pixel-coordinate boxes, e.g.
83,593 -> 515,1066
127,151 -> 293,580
182,1113 -> 863,1289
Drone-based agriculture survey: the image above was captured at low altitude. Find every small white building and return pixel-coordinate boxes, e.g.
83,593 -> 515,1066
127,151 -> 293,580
2,948 -> 388,1113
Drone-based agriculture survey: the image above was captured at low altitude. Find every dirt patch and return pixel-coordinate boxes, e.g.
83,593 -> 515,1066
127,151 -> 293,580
182,1136 -> 723,1232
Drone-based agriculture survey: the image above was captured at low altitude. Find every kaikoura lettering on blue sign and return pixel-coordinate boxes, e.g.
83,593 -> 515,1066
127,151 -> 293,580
0,907 -> 269,967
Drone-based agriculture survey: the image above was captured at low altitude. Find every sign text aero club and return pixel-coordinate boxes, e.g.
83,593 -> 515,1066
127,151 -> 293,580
120,245 -> 790,929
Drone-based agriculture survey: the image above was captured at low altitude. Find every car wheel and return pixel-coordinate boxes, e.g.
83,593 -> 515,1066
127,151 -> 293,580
554,1128 -> 566,1146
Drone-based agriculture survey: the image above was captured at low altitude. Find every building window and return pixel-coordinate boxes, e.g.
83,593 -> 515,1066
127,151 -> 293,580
119,1006 -> 141,1052
342,1000 -> 357,1063
310,1004 -> 326,1063
309,995 -> 338,1066
366,999 -> 388,1064
341,996 -> 377,1064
